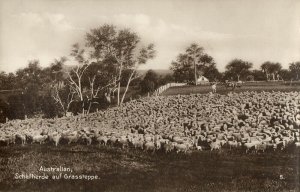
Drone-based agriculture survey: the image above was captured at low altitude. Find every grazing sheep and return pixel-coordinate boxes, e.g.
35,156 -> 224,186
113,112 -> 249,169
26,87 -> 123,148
97,136 -> 108,146
196,146 -> 202,151
108,136 -> 118,146
32,135 -> 48,144
48,133 -> 61,146
0,135 -> 15,146
175,143 -> 189,154
15,134 -> 26,145
144,135 -> 153,142
130,138 -> 144,150
274,141 -> 285,151
0,91 -> 299,156
163,142 -> 176,153
81,134 -> 92,145
255,142 -> 267,153
244,142 -> 256,153
210,142 -> 221,151
266,142 -> 277,151
62,133 -> 79,145
227,140 -> 239,150
118,136 -> 129,149
144,142 -> 155,152
155,140 -> 161,150
172,136 -> 183,143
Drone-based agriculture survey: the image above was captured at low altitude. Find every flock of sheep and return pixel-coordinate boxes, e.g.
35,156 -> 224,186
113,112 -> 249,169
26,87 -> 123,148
0,91 -> 300,154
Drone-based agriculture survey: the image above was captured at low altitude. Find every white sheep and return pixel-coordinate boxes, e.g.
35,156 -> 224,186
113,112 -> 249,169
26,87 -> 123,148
32,135 -> 48,144
144,141 -> 155,152
210,141 -> 221,151
175,143 -> 189,154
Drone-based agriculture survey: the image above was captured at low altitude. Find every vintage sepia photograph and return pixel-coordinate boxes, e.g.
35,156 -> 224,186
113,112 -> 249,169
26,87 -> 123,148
0,0 -> 300,191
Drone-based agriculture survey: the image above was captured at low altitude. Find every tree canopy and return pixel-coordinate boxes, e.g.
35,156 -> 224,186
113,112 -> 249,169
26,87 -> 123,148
86,24 -> 155,105
140,70 -> 159,94
289,62 -> 300,80
170,44 -> 218,83
261,61 -> 282,81
225,59 -> 253,81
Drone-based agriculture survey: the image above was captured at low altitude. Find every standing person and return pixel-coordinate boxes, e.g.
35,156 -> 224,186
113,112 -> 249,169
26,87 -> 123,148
212,83 -> 217,93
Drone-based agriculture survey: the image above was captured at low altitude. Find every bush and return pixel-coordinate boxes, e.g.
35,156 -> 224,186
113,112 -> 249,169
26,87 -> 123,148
140,70 -> 159,94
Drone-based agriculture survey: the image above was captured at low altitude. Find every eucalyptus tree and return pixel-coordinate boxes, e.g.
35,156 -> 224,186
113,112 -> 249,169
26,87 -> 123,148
261,61 -> 282,81
171,44 -> 217,83
225,59 -> 253,81
86,24 -> 155,105
289,61 -> 300,80
186,44 -> 204,85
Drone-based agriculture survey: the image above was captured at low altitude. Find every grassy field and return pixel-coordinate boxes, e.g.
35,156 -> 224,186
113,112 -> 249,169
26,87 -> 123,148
0,144 -> 299,192
162,82 -> 300,96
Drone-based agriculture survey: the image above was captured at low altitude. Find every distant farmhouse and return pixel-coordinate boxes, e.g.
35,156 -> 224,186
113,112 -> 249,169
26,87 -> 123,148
197,75 -> 209,85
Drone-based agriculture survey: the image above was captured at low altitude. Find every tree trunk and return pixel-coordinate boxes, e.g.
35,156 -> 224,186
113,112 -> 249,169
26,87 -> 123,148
117,63 -> 123,106
120,70 -> 135,105
237,75 -> 240,81
117,81 -> 121,106
82,101 -> 85,116
87,100 -> 92,115
194,60 -> 197,85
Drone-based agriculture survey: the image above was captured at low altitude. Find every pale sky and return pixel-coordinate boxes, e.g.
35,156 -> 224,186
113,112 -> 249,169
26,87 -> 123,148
0,0 -> 299,72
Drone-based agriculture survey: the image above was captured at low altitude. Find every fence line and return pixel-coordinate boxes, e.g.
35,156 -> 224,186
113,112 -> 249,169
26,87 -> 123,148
153,83 -> 186,96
